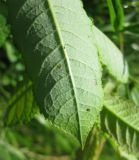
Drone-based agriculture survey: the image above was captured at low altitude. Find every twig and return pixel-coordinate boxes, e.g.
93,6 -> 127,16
76,128 -> 106,160
21,148 -> 69,160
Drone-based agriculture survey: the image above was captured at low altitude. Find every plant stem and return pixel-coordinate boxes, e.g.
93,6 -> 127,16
91,137 -> 106,160
76,128 -> 106,160
21,148 -> 69,160
119,32 -> 124,53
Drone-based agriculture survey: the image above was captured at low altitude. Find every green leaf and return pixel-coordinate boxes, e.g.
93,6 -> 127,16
5,81 -> 38,126
7,0 -> 103,147
130,87 -> 139,106
106,0 -> 116,31
4,41 -> 19,63
0,14 -> 9,46
93,26 -> 128,83
119,149 -> 138,160
107,0 -> 124,31
101,96 -> 139,156
0,140 -> 26,160
114,0 -> 124,31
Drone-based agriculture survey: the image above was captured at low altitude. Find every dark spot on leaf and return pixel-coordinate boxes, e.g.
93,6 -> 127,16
86,108 -> 90,112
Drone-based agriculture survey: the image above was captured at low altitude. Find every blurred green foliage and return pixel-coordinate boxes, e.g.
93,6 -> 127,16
0,0 -> 139,160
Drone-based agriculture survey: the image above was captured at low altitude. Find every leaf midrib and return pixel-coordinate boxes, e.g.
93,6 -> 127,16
47,0 -> 82,144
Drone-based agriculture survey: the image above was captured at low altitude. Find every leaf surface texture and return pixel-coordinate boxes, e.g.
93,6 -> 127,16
7,0 -> 103,146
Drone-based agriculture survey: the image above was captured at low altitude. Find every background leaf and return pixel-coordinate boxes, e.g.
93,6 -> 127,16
101,96 -> 139,156
106,0 -> 124,31
106,0 -> 117,31
5,81 -> 38,126
0,14 -> 9,47
93,26 -> 128,83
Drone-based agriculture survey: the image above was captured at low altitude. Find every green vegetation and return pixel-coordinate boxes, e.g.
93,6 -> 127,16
0,0 -> 139,160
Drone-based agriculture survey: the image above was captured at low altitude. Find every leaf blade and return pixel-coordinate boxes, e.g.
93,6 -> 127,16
5,81 -> 38,126
107,0 -> 124,31
93,26 -> 128,83
7,0 -> 103,146
106,0 -> 117,31
101,96 -> 139,155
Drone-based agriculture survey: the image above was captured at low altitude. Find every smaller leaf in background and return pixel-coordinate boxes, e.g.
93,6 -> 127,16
106,0 -> 116,31
115,0 -> 124,31
116,84 -> 127,97
0,14 -> 9,47
100,139 -> 137,160
104,80 -> 117,95
120,150 -> 138,160
130,87 -> 139,106
107,0 -> 124,31
4,41 -> 19,63
0,140 -> 26,160
101,96 -> 139,156
5,81 -> 38,126
92,26 -> 128,83
108,136 -> 138,160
